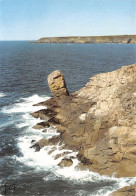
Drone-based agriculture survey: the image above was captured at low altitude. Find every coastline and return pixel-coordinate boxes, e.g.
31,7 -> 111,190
31,64 -> 136,195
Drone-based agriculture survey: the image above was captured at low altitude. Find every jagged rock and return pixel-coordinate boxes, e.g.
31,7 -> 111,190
32,122 -> 50,129
30,138 -> 48,151
58,158 -> 73,167
48,70 -> 69,97
31,109 -> 57,118
54,152 -> 71,160
31,113 -> 50,121
30,136 -> 61,151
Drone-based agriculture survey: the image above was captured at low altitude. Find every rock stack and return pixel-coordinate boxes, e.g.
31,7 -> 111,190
47,70 -> 69,97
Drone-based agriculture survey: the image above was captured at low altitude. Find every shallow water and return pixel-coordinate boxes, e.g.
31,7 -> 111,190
0,42 -> 136,196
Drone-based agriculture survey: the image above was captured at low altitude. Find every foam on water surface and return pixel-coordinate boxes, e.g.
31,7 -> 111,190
2,94 -> 49,114
1,94 -> 61,170
0,92 -> 6,98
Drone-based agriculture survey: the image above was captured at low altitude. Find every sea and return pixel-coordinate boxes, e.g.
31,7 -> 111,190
0,41 -> 136,196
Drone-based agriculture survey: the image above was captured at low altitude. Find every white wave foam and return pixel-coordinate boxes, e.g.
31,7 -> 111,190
7,94 -> 61,171
17,130 -> 77,174
2,94 -> 49,114
0,92 -> 6,98
1,94 -> 50,132
16,135 -> 59,170
22,94 -> 49,104
15,113 -> 44,129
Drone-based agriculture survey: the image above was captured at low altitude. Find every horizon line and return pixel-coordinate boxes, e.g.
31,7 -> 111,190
0,34 -> 136,41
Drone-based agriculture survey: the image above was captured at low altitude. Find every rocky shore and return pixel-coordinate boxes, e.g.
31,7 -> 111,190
109,182 -> 136,196
31,64 -> 136,195
35,35 -> 136,44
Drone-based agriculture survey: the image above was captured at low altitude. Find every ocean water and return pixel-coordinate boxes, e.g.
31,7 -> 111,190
0,41 -> 136,196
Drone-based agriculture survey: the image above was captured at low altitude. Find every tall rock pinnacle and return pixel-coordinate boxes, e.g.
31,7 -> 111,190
48,70 -> 69,97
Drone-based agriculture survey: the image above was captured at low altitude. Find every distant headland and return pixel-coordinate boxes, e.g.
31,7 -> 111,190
32,35 -> 136,44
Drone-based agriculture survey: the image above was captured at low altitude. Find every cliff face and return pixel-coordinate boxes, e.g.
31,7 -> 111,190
31,64 -> 136,180
72,64 -> 136,177
36,35 -> 136,44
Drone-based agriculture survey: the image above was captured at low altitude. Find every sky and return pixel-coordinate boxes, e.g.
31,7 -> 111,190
0,0 -> 135,40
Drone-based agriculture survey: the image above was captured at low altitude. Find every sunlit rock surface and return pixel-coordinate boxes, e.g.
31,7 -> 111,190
31,63 -> 136,194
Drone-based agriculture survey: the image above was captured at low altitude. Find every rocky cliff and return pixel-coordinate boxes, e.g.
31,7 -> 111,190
36,35 -> 136,44
31,63 -> 136,194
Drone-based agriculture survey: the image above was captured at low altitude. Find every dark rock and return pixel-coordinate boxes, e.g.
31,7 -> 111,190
42,129 -> 47,133
32,122 -> 50,129
30,138 -> 48,151
31,140 -> 36,143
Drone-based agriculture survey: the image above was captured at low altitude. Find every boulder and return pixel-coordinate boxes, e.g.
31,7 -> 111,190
30,138 -> 48,151
58,158 -> 73,167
